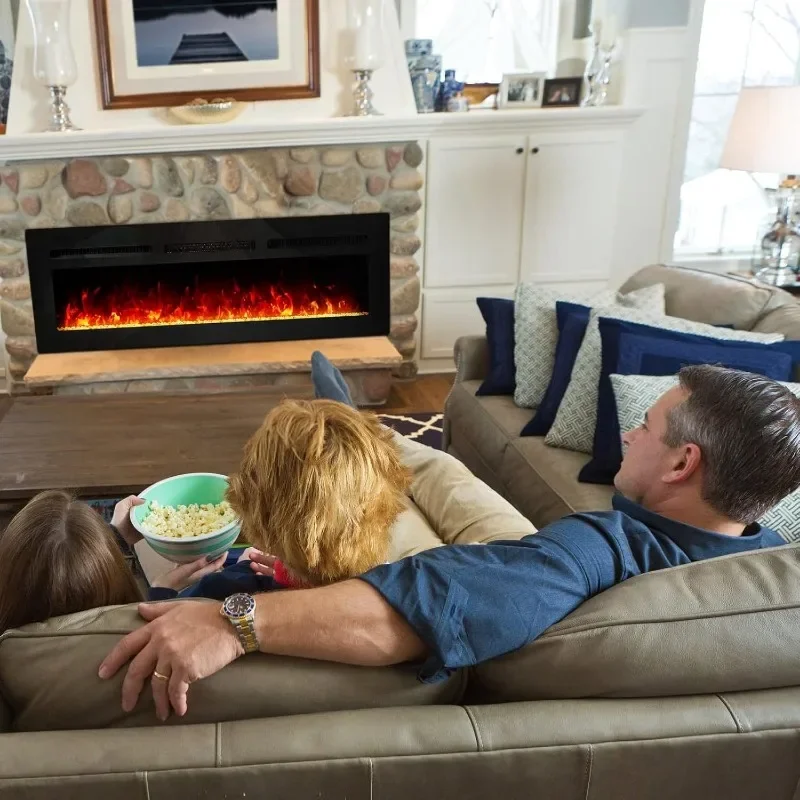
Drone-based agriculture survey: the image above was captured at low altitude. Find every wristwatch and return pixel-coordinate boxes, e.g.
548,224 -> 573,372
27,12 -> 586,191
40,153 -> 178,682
220,593 -> 259,654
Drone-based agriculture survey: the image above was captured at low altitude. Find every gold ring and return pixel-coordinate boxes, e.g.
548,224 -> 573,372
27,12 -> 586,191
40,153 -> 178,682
153,670 -> 170,682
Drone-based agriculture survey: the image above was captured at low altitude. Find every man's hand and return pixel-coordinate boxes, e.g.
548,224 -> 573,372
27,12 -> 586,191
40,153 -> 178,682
111,495 -> 146,547
151,552 -> 228,591
98,601 -> 243,721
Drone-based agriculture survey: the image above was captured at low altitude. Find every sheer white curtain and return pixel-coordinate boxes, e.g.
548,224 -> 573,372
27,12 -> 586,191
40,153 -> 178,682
402,0 -> 559,83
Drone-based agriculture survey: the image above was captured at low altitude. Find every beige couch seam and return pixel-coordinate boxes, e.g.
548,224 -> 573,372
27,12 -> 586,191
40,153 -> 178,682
215,722 -> 222,768
583,743 -> 594,800
462,705 -> 484,752
142,770 -> 151,800
715,694 -> 744,734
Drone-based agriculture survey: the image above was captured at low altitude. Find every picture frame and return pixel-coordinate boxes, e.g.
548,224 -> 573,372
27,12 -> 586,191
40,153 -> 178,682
92,0 -> 320,110
0,0 -> 16,133
463,83 -> 499,108
499,72 -> 546,109
541,77 -> 583,108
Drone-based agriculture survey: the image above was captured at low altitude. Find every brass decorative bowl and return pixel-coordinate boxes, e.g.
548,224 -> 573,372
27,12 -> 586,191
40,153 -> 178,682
170,98 -> 246,125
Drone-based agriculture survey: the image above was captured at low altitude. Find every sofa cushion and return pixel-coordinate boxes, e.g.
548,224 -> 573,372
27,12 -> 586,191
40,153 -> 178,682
475,297 -> 516,396
620,264 -> 796,329
0,605 -> 466,732
473,543 -> 800,700
499,437 -> 614,528
0,687 -> 10,732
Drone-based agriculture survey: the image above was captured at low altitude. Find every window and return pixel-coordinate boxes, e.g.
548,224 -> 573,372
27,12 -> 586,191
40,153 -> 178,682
676,0 -> 800,257
396,0 -> 560,84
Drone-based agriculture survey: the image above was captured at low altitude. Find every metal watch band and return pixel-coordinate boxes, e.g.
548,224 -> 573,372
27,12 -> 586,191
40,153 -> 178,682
231,616 -> 259,654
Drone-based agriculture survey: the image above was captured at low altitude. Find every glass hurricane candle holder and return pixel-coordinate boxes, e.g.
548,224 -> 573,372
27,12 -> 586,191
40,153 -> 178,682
344,0 -> 385,116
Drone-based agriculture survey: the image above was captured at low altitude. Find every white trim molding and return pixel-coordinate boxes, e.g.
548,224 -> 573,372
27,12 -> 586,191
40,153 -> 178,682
0,107 -> 643,162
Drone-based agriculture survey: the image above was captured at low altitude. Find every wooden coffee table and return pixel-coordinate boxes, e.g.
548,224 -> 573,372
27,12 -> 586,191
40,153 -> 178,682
0,388 -> 313,503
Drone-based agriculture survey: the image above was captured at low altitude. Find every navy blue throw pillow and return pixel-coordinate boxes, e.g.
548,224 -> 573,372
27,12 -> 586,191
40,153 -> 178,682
476,297 -> 516,396
579,318 -> 798,486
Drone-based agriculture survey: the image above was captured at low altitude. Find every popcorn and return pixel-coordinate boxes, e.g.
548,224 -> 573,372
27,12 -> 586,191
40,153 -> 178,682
141,500 -> 236,538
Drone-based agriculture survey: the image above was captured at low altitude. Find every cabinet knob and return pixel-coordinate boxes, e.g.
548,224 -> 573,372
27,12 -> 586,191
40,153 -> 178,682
531,147 -> 540,154
515,147 -> 524,155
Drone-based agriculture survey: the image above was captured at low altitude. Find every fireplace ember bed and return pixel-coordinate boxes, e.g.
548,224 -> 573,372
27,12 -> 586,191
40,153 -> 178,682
26,215 -> 391,354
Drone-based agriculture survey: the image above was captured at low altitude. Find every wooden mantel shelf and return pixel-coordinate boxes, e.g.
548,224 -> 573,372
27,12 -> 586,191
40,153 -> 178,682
0,107 -> 644,162
24,337 -> 401,387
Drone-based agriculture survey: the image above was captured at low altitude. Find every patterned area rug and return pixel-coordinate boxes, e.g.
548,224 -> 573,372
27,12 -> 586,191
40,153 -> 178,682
88,412 -> 443,525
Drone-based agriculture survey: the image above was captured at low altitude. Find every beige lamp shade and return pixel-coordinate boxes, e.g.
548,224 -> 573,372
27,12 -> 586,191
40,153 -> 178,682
720,86 -> 800,174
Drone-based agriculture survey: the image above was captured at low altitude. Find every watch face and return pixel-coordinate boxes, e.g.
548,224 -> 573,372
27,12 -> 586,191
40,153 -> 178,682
223,593 -> 255,618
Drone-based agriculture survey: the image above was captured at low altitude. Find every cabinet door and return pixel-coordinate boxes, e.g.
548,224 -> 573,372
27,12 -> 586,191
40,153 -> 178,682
521,130 -> 624,284
424,136 -> 527,289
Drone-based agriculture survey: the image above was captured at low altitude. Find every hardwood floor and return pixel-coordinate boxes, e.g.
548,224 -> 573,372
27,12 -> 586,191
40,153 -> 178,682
382,374 -> 455,414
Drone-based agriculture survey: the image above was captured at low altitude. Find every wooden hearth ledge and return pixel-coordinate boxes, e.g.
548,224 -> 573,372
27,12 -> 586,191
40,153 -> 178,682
24,337 -> 401,388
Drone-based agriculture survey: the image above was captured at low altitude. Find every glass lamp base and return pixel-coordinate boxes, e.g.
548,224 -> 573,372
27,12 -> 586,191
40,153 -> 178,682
754,265 -> 799,288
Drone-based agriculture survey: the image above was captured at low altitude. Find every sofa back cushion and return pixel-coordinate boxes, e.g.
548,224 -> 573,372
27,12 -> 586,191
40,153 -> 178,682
0,604 -> 466,732
620,265 -> 796,331
0,688 -> 10,732
472,544 -> 800,701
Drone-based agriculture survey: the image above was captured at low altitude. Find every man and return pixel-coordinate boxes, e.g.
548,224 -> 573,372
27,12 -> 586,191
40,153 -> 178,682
100,361 -> 800,722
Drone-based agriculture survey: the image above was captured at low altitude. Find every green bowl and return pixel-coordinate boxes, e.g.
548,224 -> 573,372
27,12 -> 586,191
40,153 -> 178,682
130,473 -> 241,564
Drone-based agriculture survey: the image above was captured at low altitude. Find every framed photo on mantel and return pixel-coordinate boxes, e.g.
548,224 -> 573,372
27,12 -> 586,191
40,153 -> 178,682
92,0 -> 320,110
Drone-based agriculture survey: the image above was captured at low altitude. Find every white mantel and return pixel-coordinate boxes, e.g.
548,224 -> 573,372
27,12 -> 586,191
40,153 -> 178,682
0,107 -> 643,162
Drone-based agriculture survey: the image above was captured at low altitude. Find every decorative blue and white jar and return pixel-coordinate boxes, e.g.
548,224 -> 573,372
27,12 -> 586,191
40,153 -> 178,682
405,38 -> 433,57
408,53 -> 441,114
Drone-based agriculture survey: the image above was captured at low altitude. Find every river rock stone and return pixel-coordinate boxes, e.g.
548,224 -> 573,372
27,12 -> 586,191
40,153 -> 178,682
353,197 -> 382,214
0,278 -> 31,301
390,313 -> 418,340
176,157 -> 196,185
112,179 -> 135,195
220,156 -> 241,193
229,195 -> 256,219
391,234 -> 421,256
386,146 -> 404,172
321,149 -> 353,167
391,214 -> 419,233
199,156 -> 218,185
8,358 -> 30,380
391,337 -> 417,359
254,198 -> 287,217
390,170 -> 424,191
108,195 -> 134,224
28,215 -> 56,230
240,152 -> 285,201
284,166 -> 317,197
1,172 -> 19,193
20,165 -> 49,190
67,201 -> 109,227
366,175 -> 387,196
139,192 -> 161,213
0,299 -> 34,336
155,158 -> 184,197
394,360 -> 418,379
130,158 -> 153,189
290,148 -> 315,164
43,187 -> 68,220
391,276 -> 421,315
0,258 -> 24,278
20,195 -> 41,217
383,191 -> 422,216
190,188 -> 230,220
0,219 -> 25,240
63,160 -> 107,198
102,158 -> 130,177
319,166 -> 362,204
356,147 -> 384,169
164,198 -> 189,222
5,335 -> 36,361
0,195 -> 17,214
404,142 -> 424,168
390,256 -> 419,279
237,174 -> 259,205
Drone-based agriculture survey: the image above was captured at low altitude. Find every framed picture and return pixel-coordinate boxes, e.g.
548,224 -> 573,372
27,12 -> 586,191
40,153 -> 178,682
542,77 -> 583,108
499,73 -> 546,109
92,0 -> 320,110
463,83 -> 499,108
0,0 -> 16,133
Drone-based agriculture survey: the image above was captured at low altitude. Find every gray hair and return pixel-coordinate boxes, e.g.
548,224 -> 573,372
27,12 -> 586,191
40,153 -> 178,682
663,365 -> 800,523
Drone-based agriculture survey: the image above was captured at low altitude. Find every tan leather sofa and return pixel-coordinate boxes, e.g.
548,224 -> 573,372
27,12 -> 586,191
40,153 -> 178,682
2,273 -> 800,798
445,265 -> 800,528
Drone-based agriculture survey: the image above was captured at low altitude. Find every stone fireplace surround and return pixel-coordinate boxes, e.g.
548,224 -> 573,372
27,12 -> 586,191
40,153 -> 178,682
0,142 -> 423,395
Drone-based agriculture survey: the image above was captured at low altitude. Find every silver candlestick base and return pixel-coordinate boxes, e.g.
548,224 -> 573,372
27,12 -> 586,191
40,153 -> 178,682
47,86 -> 80,132
349,69 -> 381,117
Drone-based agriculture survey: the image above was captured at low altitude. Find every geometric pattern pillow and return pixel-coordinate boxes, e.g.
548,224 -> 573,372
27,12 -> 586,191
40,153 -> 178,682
512,283 -> 666,409
610,373 -> 800,543
545,304 -> 785,454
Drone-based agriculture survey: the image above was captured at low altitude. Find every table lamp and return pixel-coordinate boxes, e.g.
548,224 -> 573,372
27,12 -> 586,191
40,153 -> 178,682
721,85 -> 800,287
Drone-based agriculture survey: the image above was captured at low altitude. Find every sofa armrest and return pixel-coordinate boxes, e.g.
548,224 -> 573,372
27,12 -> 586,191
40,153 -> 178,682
454,336 -> 489,383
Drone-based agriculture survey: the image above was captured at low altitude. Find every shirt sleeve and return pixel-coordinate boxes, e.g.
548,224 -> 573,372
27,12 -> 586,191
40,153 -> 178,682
360,516 -> 627,682
176,562 -> 279,600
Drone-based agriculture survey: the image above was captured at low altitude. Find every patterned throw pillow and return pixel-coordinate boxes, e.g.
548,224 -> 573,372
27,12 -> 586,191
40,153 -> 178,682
545,305 -> 785,454
610,373 -> 800,543
513,283 -> 666,409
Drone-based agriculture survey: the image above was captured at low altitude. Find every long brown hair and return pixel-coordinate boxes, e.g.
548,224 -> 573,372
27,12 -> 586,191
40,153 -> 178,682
0,491 -> 143,632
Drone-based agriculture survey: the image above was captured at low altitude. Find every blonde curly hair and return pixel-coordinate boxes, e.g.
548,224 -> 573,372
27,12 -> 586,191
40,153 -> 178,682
227,399 -> 410,585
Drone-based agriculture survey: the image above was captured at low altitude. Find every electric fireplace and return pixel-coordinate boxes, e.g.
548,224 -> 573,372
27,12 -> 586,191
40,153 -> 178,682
26,214 -> 391,354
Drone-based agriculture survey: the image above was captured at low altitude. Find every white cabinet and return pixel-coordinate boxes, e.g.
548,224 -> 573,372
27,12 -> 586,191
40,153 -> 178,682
424,135 -> 527,288
418,123 -> 628,366
520,129 -> 624,283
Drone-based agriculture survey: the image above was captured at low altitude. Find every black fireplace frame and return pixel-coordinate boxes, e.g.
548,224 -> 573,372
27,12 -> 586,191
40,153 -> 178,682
26,214 -> 391,354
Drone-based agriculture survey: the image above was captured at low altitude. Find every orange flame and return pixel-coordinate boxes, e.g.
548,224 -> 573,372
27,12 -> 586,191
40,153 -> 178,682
58,280 -> 365,331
